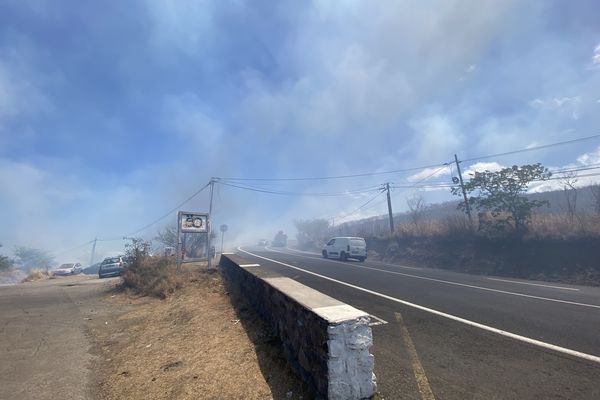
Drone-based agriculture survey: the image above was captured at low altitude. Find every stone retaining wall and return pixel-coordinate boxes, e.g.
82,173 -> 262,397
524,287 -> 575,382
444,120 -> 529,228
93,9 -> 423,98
220,254 -> 377,400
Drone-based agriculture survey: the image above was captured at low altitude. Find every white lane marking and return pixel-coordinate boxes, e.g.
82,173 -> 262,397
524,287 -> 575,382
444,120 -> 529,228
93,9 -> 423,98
285,247 -> 320,256
369,314 -> 388,326
381,262 -> 422,271
267,247 -> 600,310
239,263 -> 260,267
282,246 -> 422,270
222,252 -> 236,255
237,247 -> 600,365
487,277 -> 580,291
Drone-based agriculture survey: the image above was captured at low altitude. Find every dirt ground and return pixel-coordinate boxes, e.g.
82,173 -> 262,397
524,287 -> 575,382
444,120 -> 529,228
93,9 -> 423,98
87,265 -> 312,400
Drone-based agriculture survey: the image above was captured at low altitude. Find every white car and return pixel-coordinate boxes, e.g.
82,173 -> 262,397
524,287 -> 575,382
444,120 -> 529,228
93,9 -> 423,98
53,263 -> 83,276
322,237 -> 367,262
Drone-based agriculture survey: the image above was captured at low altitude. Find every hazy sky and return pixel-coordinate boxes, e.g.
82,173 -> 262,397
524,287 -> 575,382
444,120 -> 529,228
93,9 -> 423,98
1,0 -> 600,263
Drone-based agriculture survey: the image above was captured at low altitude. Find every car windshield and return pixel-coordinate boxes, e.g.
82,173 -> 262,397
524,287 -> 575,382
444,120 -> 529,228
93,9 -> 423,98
58,264 -> 74,268
103,258 -> 120,264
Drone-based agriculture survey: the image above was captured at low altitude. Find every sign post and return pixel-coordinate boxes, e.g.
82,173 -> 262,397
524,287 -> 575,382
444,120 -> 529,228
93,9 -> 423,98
176,211 -> 209,273
220,224 -> 228,255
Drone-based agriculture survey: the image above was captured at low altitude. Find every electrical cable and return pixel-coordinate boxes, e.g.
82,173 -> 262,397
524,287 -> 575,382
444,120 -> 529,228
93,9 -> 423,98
217,161 -> 452,182
219,181 -> 382,197
461,134 -> 600,163
336,189 -> 386,222
51,240 -> 95,257
126,181 -> 212,236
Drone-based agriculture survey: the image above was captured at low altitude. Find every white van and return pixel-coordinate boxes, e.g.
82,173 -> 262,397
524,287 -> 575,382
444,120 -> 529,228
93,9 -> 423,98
322,237 -> 367,262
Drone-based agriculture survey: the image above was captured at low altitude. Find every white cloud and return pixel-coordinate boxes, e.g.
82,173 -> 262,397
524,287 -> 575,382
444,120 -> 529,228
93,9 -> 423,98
576,145 -> 600,165
464,162 -> 506,177
408,166 -> 451,182
143,0 -> 215,57
408,114 -> 463,163
592,42 -> 600,67
529,96 -> 580,110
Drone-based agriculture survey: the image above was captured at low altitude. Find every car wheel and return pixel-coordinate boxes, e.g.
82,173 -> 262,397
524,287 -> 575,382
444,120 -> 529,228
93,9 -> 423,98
322,250 -> 328,259
98,274 -> 103,279
340,252 -> 347,261
358,257 -> 365,262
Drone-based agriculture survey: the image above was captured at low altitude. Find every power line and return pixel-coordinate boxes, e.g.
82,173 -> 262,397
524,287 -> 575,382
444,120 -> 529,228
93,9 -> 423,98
337,189 -> 386,222
218,161 -> 452,182
97,181 -> 212,241
52,240 -> 95,257
461,134 -> 600,163
219,181 -> 382,197
127,181 -> 212,236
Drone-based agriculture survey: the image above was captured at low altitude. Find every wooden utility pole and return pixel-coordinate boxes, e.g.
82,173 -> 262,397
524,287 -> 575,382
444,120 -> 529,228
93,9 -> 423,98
454,154 -> 472,223
386,183 -> 394,235
89,237 -> 97,266
207,178 -> 215,270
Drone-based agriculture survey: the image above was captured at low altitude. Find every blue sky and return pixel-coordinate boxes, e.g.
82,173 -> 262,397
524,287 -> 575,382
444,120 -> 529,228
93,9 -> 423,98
1,0 -> 600,263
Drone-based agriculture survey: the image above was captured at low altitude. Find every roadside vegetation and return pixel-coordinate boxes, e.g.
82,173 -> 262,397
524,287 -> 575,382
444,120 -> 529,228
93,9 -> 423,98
21,268 -> 51,282
295,165 -> 600,286
120,238 -> 185,299
91,239 -> 312,399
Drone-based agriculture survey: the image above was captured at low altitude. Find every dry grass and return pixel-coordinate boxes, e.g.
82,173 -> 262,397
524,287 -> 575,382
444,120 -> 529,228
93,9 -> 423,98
527,213 -> 600,239
90,264 -> 311,400
121,256 -> 184,299
391,213 -> 600,239
21,268 -> 50,283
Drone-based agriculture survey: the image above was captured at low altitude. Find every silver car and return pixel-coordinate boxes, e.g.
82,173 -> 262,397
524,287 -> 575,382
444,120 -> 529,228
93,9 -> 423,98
53,263 -> 82,276
98,256 -> 126,279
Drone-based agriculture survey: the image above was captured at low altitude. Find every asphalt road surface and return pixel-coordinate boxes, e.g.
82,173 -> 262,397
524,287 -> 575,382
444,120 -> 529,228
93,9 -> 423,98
0,275 -> 118,400
235,246 -> 600,400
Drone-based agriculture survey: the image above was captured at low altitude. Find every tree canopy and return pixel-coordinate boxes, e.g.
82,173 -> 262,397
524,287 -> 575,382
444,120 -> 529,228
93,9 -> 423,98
452,163 -> 552,232
0,244 -> 14,271
13,246 -> 55,271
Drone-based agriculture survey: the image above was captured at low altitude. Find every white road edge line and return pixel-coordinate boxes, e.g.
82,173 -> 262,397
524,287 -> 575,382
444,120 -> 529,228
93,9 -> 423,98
237,247 -> 600,365
487,277 -> 580,291
369,314 -> 388,326
284,247 -> 423,270
239,263 -> 261,267
268,247 -> 599,310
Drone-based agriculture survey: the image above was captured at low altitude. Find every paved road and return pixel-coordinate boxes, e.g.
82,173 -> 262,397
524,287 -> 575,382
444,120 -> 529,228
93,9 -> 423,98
235,246 -> 600,400
0,275 -> 117,400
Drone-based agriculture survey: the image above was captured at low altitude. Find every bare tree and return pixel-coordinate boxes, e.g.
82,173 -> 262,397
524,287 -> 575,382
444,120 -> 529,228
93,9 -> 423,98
559,171 -> 578,225
406,193 -> 427,225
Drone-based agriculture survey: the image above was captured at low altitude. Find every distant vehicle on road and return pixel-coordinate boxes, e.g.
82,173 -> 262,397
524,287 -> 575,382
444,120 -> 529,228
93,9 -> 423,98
322,237 -> 367,262
272,231 -> 288,247
98,256 -> 127,279
53,263 -> 82,276
257,239 -> 268,246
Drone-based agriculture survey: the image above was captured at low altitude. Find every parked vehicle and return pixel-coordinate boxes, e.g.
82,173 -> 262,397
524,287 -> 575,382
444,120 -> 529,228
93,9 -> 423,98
322,237 -> 367,262
98,256 -> 127,279
257,239 -> 268,246
53,263 -> 83,276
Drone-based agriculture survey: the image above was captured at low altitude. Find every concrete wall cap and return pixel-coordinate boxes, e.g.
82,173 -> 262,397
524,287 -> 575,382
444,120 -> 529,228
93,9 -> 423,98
264,276 -> 345,311
313,304 -> 370,324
